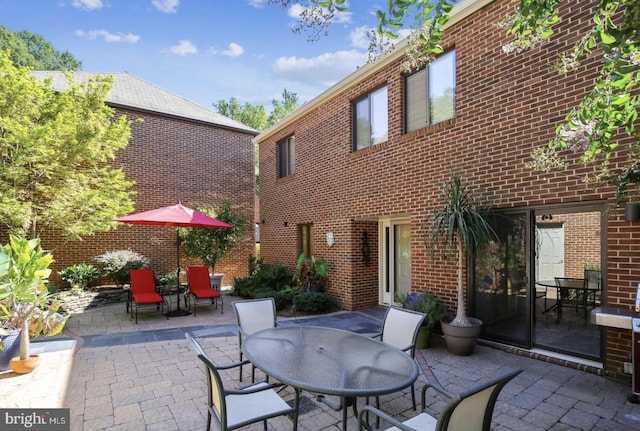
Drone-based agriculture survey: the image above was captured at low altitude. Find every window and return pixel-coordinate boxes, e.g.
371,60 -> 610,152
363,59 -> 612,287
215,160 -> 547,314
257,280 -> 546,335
299,224 -> 313,258
278,136 -> 295,178
354,86 -> 388,151
405,50 -> 456,133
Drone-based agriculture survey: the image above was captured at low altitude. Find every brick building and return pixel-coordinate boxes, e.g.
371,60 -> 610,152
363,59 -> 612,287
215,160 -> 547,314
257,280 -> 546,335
32,72 -> 257,287
255,0 -> 639,377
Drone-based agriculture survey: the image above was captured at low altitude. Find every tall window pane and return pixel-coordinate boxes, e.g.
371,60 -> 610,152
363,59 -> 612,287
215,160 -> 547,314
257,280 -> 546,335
353,86 -> 388,151
277,136 -> 295,178
371,87 -> 388,145
429,51 -> 456,124
299,224 -> 313,258
354,98 -> 370,151
405,69 -> 428,132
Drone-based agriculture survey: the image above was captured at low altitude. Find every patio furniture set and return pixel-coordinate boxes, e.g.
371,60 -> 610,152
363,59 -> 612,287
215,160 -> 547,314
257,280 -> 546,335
126,266 -> 222,323
185,297 -> 522,431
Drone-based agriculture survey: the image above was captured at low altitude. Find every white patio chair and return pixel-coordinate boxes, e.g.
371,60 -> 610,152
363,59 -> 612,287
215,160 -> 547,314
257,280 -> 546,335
232,298 -> 278,382
185,332 -> 299,431
358,368 -> 522,431
370,306 -> 426,416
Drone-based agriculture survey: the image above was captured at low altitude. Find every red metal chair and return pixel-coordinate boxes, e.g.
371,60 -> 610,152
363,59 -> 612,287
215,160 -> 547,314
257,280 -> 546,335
129,269 -> 166,323
187,266 -> 223,316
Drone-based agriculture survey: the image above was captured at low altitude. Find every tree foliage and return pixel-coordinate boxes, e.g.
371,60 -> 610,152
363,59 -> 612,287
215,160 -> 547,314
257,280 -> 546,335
214,97 -> 268,131
271,0 -> 640,204
0,26 -> 82,71
213,88 -> 300,132
0,49 -> 136,240
177,200 -> 248,273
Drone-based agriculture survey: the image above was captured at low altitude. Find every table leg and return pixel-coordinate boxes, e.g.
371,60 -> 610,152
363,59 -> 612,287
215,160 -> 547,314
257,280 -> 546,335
316,395 -> 354,430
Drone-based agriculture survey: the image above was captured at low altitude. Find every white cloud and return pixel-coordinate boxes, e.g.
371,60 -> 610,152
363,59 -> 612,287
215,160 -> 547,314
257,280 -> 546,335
168,40 -> 197,55
152,0 -> 179,13
288,4 -> 305,19
212,42 -> 244,58
75,30 -> 140,43
272,49 -> 367,87
247,0 -> 266,7
287,3 -> 352,23
348,25 -> 373,49
71,0 -> 103,10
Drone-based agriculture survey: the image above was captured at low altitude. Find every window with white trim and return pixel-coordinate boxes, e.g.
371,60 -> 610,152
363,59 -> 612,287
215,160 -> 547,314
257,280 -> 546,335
277,136 -> 295,178
405,50 -> 456,133
354,86 -> 388,151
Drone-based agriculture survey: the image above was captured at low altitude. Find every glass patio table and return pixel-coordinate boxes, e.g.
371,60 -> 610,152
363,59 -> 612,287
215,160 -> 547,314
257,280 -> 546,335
241,325 -> 419,430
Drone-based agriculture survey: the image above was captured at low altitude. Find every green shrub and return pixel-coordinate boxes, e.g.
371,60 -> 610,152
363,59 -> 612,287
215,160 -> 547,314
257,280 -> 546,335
231,256 -> 294,298
94,250 -> 149,287
399,290 -> 447,331
293,291 -> 332,313
59,263 -> 100,290
252,289 -> 295,310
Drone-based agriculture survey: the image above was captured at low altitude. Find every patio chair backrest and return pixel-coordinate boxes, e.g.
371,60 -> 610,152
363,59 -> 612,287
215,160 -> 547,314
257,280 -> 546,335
130,269 -> 157,295
439,368 -> 522,431
185,333 -> 226,426
188,266 -> 211,292
380,306 -> 426,355
584,269 -> 601,291
232,298 -> 277,337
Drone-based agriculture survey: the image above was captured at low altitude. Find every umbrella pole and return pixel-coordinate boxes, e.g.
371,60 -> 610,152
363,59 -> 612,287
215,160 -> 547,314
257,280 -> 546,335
176,229 -> 181,310
165,229 -> 191,317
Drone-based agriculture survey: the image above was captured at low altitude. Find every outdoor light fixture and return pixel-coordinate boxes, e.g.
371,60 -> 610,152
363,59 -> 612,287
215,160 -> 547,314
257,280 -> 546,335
326,232 -> 335,246
625,203 -> 640,222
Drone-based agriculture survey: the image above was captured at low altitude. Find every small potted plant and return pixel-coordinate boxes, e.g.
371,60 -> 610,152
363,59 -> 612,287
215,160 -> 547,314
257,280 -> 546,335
0,235 -> 69,373
400,290 -> 447,348
295,253 -> 329,292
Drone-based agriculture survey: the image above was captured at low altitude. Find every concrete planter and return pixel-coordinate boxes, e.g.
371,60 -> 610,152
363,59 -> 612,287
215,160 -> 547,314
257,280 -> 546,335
441,317 -> 483,356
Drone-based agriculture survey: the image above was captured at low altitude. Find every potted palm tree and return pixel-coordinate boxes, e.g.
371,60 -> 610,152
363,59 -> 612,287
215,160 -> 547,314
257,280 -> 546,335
0,235 -> 68,373
427,173 -> 496,355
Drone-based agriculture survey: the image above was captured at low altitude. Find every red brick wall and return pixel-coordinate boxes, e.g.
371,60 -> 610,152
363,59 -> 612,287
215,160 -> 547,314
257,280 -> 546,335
40,107 -> 255,287
258,0 -> 640,373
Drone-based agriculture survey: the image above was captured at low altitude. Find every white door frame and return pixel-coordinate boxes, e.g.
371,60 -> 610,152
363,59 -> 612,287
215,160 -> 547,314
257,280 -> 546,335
378,217 -> 411,305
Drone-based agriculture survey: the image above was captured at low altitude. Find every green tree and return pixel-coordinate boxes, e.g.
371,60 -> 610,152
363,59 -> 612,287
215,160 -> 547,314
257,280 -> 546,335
0,26 -> 82,70
0,49 -> 135,240
177,200 -> 248,273
268,88 -> 300,126
214,97 -> 268,131
271,0 -> 640,204
214,88 -> 300,132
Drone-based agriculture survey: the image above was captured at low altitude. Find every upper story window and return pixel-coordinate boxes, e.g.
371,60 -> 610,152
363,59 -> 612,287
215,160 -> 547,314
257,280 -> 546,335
278,136 -> 295,178
405,50 -> 456,133
354,86 -> 388,151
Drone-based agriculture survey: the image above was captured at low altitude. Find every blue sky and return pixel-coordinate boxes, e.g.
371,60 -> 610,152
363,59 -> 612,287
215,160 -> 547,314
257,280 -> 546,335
0,0 -> 393,111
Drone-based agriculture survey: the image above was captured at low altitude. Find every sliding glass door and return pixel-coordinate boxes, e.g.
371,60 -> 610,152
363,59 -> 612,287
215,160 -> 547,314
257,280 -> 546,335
471,206 -> 603,362
473,212 -> 530,347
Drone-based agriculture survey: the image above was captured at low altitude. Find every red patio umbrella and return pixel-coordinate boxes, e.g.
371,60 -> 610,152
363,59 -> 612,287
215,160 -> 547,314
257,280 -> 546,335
116,203 -> 233,316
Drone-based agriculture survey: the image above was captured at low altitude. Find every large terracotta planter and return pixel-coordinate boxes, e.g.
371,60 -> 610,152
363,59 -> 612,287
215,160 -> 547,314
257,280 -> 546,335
9,354 -> 40,374
441,317 -> 483,356
0,329 -> 21,371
